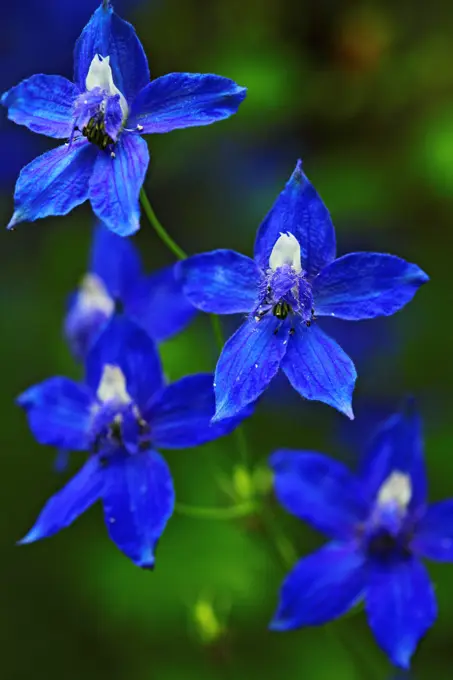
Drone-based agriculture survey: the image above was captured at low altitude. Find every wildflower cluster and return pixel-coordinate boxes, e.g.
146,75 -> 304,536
3,0 -> 452,672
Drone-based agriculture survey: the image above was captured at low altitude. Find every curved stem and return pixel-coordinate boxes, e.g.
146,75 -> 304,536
140,188 -> 187,260
175,501 -> 258,520
140,187 -> 251,467
210,313 -> 225,352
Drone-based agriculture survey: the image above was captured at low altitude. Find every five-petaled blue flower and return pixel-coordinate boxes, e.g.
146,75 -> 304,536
65,223 -> 196,359
17,317 -> 251,568
178,161 -> 428,420
269,401 -> 453,669
2,2 -> 246,236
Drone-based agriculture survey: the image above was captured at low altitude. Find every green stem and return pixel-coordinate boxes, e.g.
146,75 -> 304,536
140,186 -> 251,468
140,188 -> 187,260
175,501 -> 258,520
210,313 -> 225,352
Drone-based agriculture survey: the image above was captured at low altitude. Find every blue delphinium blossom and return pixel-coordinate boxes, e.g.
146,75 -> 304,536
2,2 -> 247,236
178,161 -> 429,421
269,401 -> 453,669
1,0 -> 148,187
17,317 -> 252,567
65,223 -> 196,359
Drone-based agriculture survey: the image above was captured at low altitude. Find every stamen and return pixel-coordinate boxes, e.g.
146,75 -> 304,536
273,301 -> 291,319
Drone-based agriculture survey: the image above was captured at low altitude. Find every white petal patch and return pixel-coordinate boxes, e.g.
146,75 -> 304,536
269,232 -> 302,273
85,54 -> 128,120
77,273 -> 115,317
377,471 -> 412,511
97,364 -> 132,405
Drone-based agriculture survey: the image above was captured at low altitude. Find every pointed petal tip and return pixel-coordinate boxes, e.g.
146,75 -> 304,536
16,387 -> 35,409
210,411 -> 225,425
17,530 -> 38,546
392,650 -> 412,671
135,547 -> 156,570
344,404 -> 355,420
211,399 -> 241,424
291,159 -> 305,183
7,212 -> 21,231
418,268 -> 430,284
236,85 -> 248,100
138,557 -> 155,571
268,615 -> 290,632
268,617 -> 285,633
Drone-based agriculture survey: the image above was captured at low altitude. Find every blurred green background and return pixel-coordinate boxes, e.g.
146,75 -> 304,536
2,0 -> 453,678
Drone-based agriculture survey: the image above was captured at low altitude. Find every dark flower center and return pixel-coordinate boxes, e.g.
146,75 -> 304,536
273,300 -> 292,319
82,116 -> 114,150
366,527 -> 412,563
114,297 -> 125,315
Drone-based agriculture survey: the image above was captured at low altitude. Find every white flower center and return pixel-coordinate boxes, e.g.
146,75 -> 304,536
85,54 -> 128,120
97,364 -> 132,405
77,273 -> 115,317
377,471 -> 412,511
269,232 -> 302,273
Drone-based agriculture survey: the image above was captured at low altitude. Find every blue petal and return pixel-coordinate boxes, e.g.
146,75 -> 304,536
89,132 -> 149,236
2,74 -> 79,138
7,139 -> 96,229
129,73 -> 246,133
126,265 -> 197,342
359,400 -> 426,513
411,501 -> 453,562
281,324 -> 356,418
73,4 -> 150,104
213,316 -> 290,422
313,253 -> 429,320
104,94 -> 123,141
270,450 -> 368,539
254,161 -> 336,279
102,448 -> 174,568
17,377 -> 94,450
147,373 -> 253,449
90,223 -> 142,299
366,557 -> 436,669
85,316 -> 163,410
177,250 -> 260,314
270,541 -> 366,630
19,457 -> 103,544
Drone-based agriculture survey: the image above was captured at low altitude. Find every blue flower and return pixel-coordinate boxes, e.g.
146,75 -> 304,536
269,401 -> 453,669
65,223 -> 197,359
2,2 -> 247,236
0,0 -> 147,188
178,161 -> 428,420
17,317 -> 252,567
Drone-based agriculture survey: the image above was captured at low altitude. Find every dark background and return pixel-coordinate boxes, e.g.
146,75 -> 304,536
1,1 -> 452,678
